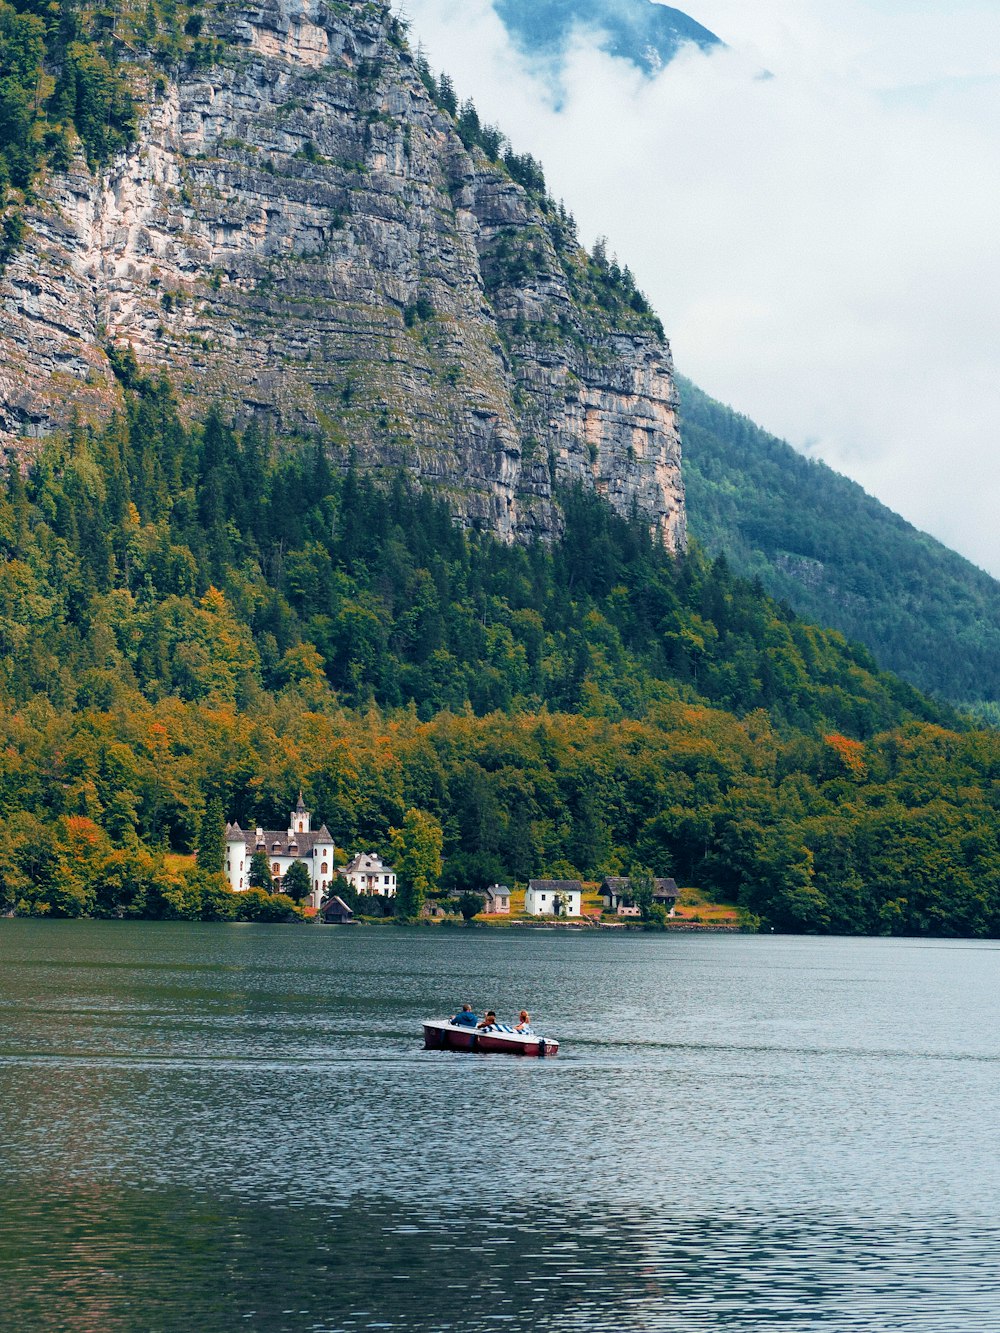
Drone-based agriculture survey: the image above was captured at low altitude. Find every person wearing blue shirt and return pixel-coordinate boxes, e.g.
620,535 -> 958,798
451,1004 -> 478,1027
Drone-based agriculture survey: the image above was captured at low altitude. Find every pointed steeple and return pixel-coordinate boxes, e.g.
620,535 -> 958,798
290,790 -> 311,835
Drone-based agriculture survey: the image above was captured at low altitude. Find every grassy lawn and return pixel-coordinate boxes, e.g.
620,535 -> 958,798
671,884 -> 740,925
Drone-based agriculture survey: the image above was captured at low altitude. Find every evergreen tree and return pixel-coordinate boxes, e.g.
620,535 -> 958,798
457,891 -> 485,921
282,860 -> 312,904
248,850 -> 273,890
197,796 -> 225,873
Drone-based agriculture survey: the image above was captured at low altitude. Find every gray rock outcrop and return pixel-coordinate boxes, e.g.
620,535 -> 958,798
0,0 -> 685,547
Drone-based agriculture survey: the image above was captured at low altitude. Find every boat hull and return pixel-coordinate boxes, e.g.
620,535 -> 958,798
422,1020 -> 558,1057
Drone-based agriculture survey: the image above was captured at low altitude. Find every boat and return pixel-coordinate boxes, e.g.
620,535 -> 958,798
422,1019 -> 559,1057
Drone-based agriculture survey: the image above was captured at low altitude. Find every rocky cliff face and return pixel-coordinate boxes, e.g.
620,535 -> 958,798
0,0 -> 685,547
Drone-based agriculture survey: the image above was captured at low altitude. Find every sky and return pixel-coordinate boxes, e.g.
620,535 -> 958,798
403,0 -> 1000,576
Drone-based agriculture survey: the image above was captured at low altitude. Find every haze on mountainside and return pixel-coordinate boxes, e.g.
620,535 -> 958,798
406,0 -> 1000,579
491,0 -> 720,74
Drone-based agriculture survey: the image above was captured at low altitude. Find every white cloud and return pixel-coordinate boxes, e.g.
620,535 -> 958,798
404,0 -> 1000,575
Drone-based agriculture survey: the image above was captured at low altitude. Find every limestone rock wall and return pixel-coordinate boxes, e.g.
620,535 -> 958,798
0,0 -> 685,547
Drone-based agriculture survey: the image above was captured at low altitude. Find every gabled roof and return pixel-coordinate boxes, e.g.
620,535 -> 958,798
601,876 -> 679,900
322,894 -> 354,918
341,852 -> 394,875
234,828 -> 332,858
528,879 -> 582,893
484,883 -> 510,900
653,878 -> 679,899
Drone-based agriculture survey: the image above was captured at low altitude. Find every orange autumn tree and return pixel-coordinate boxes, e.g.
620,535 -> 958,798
823,733 -> 867,780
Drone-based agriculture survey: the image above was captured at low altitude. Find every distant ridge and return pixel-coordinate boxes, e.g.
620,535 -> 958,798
678,376 -> 1000,711
493,0 -> 721,75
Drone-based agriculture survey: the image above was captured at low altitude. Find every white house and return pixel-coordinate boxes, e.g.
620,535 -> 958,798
525,879 -> 582,917
483,883 -> 510,915
339,851 -> 397,898
225,794 -> 334,911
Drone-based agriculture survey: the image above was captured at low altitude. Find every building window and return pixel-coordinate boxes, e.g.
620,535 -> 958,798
384,875 -> 390,885
272,863 -> 280,875
321,862 -> 328,875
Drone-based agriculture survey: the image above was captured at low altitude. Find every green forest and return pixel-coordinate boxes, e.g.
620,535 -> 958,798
679,376 -> 1000,711
1,365 -> 999,937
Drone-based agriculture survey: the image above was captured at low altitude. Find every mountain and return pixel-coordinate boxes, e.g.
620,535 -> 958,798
678,377 -> 1000,709
0,0 -> 683,548
492,0 -> 721,75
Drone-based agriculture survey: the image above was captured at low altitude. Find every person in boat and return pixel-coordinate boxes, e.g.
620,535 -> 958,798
451,1004 -> 479,1028
476,1010 -> 497,1030
514,1010 -> 532,1033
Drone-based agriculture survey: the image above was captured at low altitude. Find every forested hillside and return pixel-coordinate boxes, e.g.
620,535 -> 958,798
679,377 -> 1000,709
2,372 -> 1000,937
3,3 -> 1000,939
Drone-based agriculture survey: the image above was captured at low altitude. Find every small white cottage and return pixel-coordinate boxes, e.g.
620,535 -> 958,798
525,879 -> 582,917
483,883 -> 511,915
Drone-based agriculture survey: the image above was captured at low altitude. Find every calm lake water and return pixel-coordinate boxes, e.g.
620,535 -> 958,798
0,922 -> 998,1331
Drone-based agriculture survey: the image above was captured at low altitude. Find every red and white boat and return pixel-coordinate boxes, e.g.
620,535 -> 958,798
422,1019 -> 559,1057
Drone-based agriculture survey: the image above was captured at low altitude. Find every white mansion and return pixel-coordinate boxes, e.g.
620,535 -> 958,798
225,795 -> 335,911
225,796 -> 396,912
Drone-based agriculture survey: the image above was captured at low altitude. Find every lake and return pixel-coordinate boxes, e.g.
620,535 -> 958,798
0,922 -> 998,1331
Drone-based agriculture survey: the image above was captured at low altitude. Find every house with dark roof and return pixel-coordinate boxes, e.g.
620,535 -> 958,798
321,894 -> 355,925
225,794 -> 335,911
525,879 -> 582,917
600,876 -> 679,917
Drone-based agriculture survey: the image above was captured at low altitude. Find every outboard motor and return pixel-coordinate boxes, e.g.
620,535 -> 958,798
537,1037 -> 547,1058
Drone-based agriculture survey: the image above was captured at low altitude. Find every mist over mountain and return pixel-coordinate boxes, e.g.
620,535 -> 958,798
492,0 -> 721,75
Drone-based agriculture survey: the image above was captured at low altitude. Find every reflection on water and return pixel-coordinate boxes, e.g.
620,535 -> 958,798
3,1189 -> 999,1331
1,922 -> 999,1330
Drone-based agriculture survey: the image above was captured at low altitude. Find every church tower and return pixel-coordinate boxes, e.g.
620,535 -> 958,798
290,792 -> 311,835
